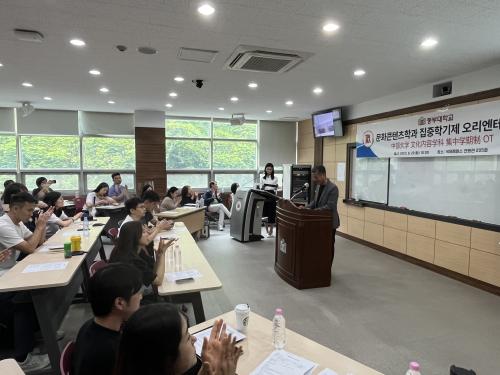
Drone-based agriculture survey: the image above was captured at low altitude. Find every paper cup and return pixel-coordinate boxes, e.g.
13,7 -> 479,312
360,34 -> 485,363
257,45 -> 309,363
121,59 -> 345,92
235,303 -> 250,333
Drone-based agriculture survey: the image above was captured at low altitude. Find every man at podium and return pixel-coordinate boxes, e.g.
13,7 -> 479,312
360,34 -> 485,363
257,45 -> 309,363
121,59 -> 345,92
299,165 -> 340,265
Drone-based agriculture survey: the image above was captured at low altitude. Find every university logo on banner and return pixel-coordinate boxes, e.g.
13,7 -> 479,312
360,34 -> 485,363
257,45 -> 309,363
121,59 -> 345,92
356,100 -> 500,158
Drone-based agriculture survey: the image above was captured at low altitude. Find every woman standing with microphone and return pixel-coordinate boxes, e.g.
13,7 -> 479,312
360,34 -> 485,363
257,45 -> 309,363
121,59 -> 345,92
260,162 -> 279,237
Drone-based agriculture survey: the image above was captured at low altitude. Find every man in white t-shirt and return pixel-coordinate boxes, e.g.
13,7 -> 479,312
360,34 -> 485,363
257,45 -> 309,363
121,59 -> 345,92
0,192 -> 54,373
118,197 -> 173,252
118,197 -> 146,236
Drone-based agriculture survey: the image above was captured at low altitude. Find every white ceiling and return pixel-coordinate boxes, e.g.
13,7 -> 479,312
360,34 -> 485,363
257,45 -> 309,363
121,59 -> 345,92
0,0 -> 499,121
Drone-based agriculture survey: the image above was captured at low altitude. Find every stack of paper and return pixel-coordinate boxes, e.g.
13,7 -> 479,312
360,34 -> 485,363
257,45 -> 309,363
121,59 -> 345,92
193,324 -> 246,356
22,261 -> 69,273
165,269 -> 202,282
250,350 -> 317,375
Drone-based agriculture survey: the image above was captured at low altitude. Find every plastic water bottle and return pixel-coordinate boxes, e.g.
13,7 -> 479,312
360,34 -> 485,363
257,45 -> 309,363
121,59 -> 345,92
83,216 -> 89,237
272,308 -> 286,349
199,197 -> 204,207
405,362 -> 421,375
166,244 -> 174,268
174,243 -> 182,271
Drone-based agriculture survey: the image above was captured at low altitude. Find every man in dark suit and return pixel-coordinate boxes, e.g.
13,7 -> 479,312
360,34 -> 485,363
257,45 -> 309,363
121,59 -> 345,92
300,165 -> 340,265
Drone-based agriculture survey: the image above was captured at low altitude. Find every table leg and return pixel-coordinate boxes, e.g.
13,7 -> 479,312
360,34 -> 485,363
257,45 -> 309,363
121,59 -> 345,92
98,237 -> 107,261
31,291 -> 61,375
169,292 -> 206,324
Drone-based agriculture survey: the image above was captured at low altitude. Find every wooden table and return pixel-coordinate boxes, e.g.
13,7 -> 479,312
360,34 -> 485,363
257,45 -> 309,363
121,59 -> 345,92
0,217 -> 109,374
157,223 -> 221,323
191,311 -> 384,375
0,359 -> 24,375
95,203 -> 126,232
156,207 -> 205,235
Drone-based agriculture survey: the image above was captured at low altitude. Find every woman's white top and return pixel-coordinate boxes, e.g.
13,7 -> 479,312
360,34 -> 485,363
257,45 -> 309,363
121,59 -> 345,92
260,175 -> 278,192
46,211 -> 69,238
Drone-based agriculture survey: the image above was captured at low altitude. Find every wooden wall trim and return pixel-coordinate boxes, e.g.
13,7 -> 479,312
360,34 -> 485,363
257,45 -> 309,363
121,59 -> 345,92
135,127 -> 166,195
313,136 -> 323,166
337,232 -> 500,296
344,87 -> 500,126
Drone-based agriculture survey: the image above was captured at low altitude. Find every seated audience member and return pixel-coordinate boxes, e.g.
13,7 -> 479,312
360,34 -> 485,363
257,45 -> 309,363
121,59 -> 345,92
42,191 -> 83,238
109,221 -> 173,287
2,183 -> 29,213
118,197 -> 146,235
31,177 -> 54,201
229,183 -> 239,211
4,179 -> 15,188
115,303 -> 243,375
0,180 -> 15,216
85,182 -> 116,216
180,185 -> 197,207
204,181 -> 231,231
71,263 -> 143,375
140,184 -> 154,199
2,182 -> 47,216
0,192 -> 53,372
160,186 -> 180,211
126,194 -> 173,255
142,190 -> 163,226
108,173 -> 129,203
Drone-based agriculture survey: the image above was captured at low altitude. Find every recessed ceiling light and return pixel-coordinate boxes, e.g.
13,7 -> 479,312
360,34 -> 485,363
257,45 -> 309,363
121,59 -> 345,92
169,92 -> 178,98
230,97 -> 239,102
420,37 -> 438,49
22,82 -> 33,87
285,100 -> 293,106
165,103 -> 173,108
322,22 -> 340,33
353,69 -> 366,77
89,69 -> 101,76
313,87 -> 323,95
43,96 -> 52,101
248,82 -> 258,89
266,110 -> 273,113
0,62 -> 3,67
218,107 -> 224,111
198,4 -> 215,16
108,100 -> 115,104
174,76 -> 185,82
99,87 -> 109,93
70,38 -> 86,47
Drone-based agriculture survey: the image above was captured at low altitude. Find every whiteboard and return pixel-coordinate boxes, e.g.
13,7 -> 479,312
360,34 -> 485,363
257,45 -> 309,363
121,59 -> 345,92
351,148 -> 389,204
389,155 -> 500,225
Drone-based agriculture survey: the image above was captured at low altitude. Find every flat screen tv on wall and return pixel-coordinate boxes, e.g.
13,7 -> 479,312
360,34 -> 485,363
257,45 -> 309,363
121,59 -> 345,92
312,108 -> 343,137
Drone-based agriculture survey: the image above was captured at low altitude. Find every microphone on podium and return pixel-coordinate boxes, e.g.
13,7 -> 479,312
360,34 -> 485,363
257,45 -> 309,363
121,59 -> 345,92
292,182 -> 309,195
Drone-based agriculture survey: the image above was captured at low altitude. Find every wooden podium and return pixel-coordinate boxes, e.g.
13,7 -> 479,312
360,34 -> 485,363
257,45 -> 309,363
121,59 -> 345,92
275,200 -> 333,289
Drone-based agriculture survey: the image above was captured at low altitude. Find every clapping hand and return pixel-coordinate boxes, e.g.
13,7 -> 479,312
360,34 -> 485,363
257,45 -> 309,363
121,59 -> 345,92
0,249 -> 12,263
200,319 -> 243,375
156,238 -> 175,255
37,206 -> 54,227
158,219 -> 174,231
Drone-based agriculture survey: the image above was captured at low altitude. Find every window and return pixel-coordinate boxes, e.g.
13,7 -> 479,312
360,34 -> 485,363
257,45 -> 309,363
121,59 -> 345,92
166,140 -> 211,169
213,121 -> 257,140
213,141 -> 257,170
24,174 -> 80,192
82,137 -> 135,170
167,174 -> 208,189
166,117 -> 259,188
214,174 -> 255,189
0,135 -> 17,169
86,173 -> 135,191
166,119 -> 211,138
20,135 -> 80,169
